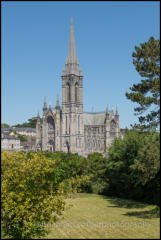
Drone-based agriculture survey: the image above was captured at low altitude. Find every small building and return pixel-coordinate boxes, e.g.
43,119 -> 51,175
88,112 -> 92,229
1,128 -> 11,135
1,133 -> 21,152
11,127 -> 36,137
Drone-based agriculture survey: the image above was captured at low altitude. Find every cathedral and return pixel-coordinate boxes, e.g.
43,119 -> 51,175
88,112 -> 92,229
36,18 -> 122,156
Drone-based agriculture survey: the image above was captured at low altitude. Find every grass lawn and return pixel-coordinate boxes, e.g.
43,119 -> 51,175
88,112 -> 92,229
44,193 -> 160,239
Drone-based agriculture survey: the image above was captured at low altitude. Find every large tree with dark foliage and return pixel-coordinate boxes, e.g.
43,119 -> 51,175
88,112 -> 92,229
104,130 -> 160,205
13,117 -> 38,128
126,37 -> 160,131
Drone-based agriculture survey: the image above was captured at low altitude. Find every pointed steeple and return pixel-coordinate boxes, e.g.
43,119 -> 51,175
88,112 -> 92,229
62,17 -> 82,76
67,16 -> 78,64
43,97 -> 47,114
36,111 -> 41,125
115,106 -> 119,116
49,101 -> 52,109
111,107 -> 114,115
37,111 -> 40,118
56,95 -> 60,109
105,104 -> 110,120
115,106 -> 119,120
106,105 -> 109,115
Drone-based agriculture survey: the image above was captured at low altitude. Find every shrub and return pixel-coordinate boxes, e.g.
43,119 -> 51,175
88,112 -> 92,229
1,151 -> 89,239
104,130 -> 160,204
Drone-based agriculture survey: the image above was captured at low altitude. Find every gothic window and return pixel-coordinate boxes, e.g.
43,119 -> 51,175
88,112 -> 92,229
78,115 -> 80,133
47,116 -> 55,151
75,83 -> 78,102
66,115 -> 68,134
110,120 -> 116,131
66,83 -> 70,102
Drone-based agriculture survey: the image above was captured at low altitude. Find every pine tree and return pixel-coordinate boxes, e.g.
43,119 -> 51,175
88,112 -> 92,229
126,37 -> 160,131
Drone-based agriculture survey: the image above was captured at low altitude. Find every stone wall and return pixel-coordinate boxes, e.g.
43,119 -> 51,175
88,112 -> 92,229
84,125 -> 106,155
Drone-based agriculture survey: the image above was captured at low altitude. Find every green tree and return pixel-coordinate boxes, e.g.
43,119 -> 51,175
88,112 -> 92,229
83,152 -> 108,194
130,132 -> 160,186
126,37 -> 160,131
13,117 -> 38,128
1,151 -> 89,239
104,130 -> 160,205
27,117 -> 38,128
17,134 -> 28,142
1,123 -> 10,128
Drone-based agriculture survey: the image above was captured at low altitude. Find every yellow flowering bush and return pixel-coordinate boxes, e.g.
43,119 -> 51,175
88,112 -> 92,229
1,151 -> 90,239
1,151 -> 62,238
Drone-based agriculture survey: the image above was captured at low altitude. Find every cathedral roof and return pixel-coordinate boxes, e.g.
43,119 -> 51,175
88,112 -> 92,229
83,112 -> 106,125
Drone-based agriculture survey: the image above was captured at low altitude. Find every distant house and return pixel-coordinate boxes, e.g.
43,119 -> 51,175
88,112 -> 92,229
11,127 -> 36,137
1,128 -> 10,135
1,133 -> 21,152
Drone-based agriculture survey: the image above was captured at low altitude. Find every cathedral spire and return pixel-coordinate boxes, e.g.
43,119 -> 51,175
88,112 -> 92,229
56,94 -> 60,109
106,105 -> 109,115
105,104 -> 110,120
62,17 -> 82,76
36,111 -> 41,124
43,96 -> 47,114
111,107 -> 114,115
37,111 -> 40,118
115,106 -> 119,116
67,16 -> 78,64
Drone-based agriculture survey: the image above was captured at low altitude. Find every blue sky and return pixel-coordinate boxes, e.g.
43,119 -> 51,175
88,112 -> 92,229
2,1 -> 160,128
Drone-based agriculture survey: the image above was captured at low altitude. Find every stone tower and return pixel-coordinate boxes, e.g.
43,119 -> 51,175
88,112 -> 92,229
61,17 -> 84,154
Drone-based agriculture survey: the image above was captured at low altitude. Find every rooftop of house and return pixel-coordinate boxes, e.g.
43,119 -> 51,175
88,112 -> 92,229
11,127 -> 36,132
1,134 -> 19,140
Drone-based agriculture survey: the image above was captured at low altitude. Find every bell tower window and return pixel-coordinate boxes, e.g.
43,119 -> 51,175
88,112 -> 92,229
75,83 -> 78,102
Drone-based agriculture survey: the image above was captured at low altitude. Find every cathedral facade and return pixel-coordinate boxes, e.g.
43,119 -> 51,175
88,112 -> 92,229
36,18 -> 121,156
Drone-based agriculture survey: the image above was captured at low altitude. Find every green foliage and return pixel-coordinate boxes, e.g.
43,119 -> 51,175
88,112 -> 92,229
13,117 -> 38,128
1,151 -> 89,239
84,152 -> 108,194
1,123 -> 10,128
43,151 -> 91,194
17,134 -> 28,142
2,136 -> 160,239
130,132 -> 160,186
103,130 -> 160,205
126,37 -> 160,130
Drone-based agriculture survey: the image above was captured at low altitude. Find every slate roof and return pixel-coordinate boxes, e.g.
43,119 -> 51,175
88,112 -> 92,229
1,128 -> 10,132
11,127 -> 36,132
83,112 -> 106,125
1,134 -> 19,140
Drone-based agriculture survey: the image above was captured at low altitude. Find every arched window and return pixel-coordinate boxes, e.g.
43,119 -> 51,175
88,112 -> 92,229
66,83 -> 70,102
47,116 -> 55,151
47,116 -> 55,130
78,115 -> 80,133
110,120 -> 116,134
75,83 -> 78,102
66,115 -> 68,134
